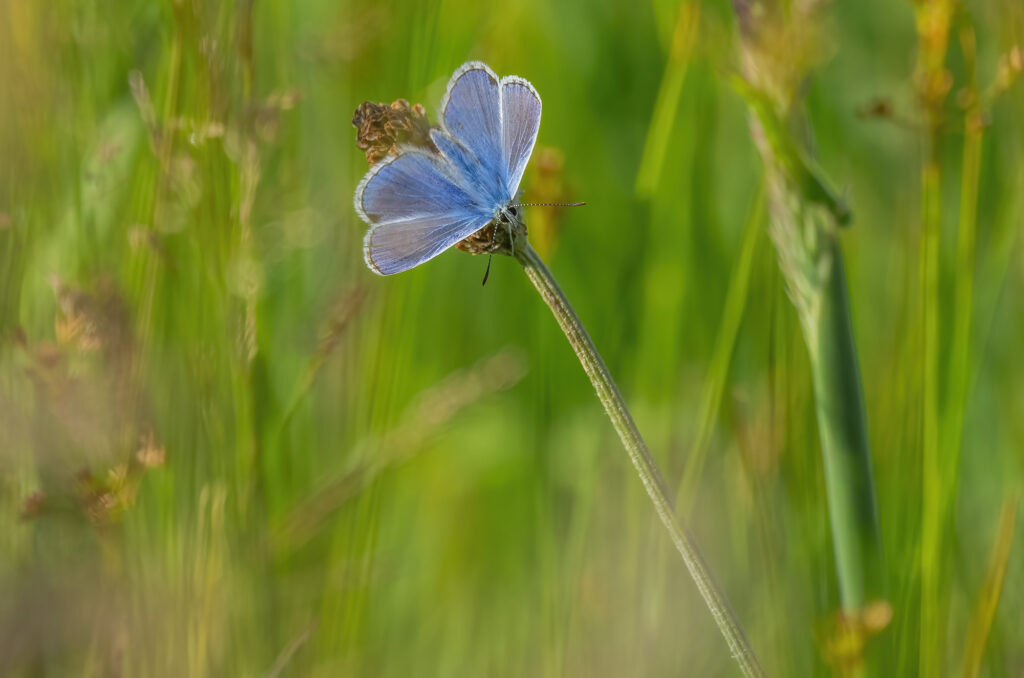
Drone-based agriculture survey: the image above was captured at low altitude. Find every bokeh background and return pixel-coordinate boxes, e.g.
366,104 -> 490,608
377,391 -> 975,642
1,0 -> 1022,675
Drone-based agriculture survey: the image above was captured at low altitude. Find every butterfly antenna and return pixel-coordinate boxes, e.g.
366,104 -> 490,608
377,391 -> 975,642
512,201 -> 586,208
481,254 -> 493,286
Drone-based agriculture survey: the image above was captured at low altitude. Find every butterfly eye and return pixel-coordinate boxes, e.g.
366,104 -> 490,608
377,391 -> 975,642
509,206 -> 518,217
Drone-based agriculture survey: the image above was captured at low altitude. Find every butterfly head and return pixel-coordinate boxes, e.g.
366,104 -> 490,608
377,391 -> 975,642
496,203 -> 525,228
492,202 -> 528,255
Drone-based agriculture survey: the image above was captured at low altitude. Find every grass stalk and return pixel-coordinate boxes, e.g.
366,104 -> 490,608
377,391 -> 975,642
943,33 -> 983,495
918,153 -> 944,678
911,5 -> 953,670
959,495 -> 1018,678
515,242 -> 765,678
732,75 -> 885,615
806,235 -> 885,609
728,0 -> 888,625
920,29 -> 986,673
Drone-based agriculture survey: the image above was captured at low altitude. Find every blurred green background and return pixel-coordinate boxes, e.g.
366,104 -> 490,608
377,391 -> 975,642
1,0 -> 1022,675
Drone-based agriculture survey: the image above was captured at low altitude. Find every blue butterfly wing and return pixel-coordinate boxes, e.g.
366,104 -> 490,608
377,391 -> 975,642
441,62 -> 509,206
356,149 -> 493,275
430,129 -> 489,193
500,76 -> 542,197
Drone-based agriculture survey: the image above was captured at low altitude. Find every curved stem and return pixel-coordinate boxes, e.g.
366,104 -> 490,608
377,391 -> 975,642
515,242 -> 765,678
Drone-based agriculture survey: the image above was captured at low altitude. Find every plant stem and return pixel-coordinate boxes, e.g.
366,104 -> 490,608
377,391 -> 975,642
738,88 -> 886,616
807,235 -> 884,608
729,0 -> 885,631
515,242 -> 765,678
919,128 -> 943,678
959,494 -> 1018,678
912,5 -> 953,670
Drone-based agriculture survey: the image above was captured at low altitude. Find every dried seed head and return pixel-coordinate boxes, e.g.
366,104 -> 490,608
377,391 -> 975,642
522,147 -> 576,258
20,491 -> 46,521
453,213 -> 527,258
1009,45 -> 1023,72
995,45 -> 1024,95
734,0 -> 835,108
49,276 -> 132,356
353,99 -> 436,164
857,98 -> 892,119
730,0 -> 764,41
136,430 -> 167,469
454,224 -> 506,254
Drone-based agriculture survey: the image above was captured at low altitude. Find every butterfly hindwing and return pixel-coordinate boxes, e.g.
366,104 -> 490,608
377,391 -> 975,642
356,149 -> 493,275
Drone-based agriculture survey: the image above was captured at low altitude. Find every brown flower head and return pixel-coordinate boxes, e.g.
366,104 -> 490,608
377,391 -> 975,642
19,491 -> 46,521
352,99 -> 436,164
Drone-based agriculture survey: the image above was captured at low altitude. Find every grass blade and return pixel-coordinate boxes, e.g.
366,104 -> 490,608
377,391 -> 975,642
960,496 -> 1018,678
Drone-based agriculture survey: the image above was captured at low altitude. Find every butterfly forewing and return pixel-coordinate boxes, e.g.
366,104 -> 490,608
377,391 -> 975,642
429,128 -> 503,205
357,150 -> 493,275
500,76 -> 542,197
441,62 -> 509,204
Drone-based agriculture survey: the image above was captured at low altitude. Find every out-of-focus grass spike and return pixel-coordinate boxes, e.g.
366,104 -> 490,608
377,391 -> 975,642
728,5 -> 885,653
729,74 -> 851,226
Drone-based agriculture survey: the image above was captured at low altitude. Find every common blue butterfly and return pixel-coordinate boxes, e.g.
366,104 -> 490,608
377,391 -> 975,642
354,62 -> 541,275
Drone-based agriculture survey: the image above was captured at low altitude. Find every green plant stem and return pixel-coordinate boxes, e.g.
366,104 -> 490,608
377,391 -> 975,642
919,156 -> 942,678
736,74 -> 885,613
729,3 -> 886,654
515,242 -> 765,678
959,494 -> 1018,678
913,6 -> 952,671
942,107 -> 982,537
807,235 -> 884,608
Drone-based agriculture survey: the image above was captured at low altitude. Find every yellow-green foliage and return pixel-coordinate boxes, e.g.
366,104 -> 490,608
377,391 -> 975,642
0,0 -> 1022,676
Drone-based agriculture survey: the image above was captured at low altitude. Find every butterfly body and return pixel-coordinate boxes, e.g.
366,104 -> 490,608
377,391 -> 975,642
355,62 -> 541,275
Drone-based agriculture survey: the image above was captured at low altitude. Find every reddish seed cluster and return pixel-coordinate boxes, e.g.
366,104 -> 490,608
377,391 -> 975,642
352,99 -> 436,164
